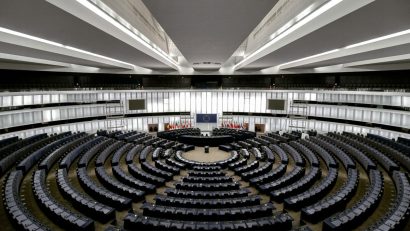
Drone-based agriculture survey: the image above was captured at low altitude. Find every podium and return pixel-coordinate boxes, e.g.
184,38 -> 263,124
178,135 -> 234,147
204,146 -> 209,153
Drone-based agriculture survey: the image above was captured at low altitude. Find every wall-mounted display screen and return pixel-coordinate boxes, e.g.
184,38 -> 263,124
128,99 -> 146,110
196,114 -> 217,123
267,99 -> 286,110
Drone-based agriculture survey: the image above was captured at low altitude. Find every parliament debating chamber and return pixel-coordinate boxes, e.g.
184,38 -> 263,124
0,0 -> 410,231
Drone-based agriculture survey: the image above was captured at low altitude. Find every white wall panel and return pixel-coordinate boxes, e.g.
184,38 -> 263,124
1,90 -> 409,139
404,115 -> 410,128
4,90 -> 407,108
33,95 -> 42,105
207,92 -> 212,113
152,92 -> 158,113
404,97 -> 410,107
179,92 -> 185,112
238,92 -> 244,113
195,92 -> 201,113
41,95 -> 50,104
0,104 -> 110,129
186,92 -> 191,113
260,92 -> 267,113
13,96 -> 23,106
212,92 -> 218,114
249,92 -> 255,113
354,110 -> 363,121
363,110 -> 371,122
42,110 -> 52,123
381,112 -> 390,125
1,91 -> 409,130
217,92 -> 223,115
233,92 -> 238,112
225,92 -> 232,112
23,95 -> 32,105
244,92 -> 250,113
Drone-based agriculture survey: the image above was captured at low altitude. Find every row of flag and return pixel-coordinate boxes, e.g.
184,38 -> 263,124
220,121 -> 247,129
166,121 -> 192,130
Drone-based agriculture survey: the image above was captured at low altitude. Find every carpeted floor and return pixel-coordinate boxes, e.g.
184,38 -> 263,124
182,147 -> 231,163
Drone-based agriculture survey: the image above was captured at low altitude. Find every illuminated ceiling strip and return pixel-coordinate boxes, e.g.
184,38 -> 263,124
268,2 -> 325,42
232,0 -> 374,71
280,49 -> 341,68
75,0 -> 179,69
345,30 -> 410,49
220,1 -> 326,72
343,54 -> 410,67
259,63 -> 408,75
0,27 -> 151,71
46,0 -> 181,70
278,28 -> 410,69
233,0 -> 343,70
0,52 -> 71,67
0,52 -> 138,73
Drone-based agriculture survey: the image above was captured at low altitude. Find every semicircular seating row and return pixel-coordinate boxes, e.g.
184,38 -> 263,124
0,128 -> 409,231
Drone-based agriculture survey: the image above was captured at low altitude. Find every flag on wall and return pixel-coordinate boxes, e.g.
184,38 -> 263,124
220,120 -> 248,130
166,120 -> 193,130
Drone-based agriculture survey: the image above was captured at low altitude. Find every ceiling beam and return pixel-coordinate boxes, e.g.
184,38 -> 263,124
46,0 -> 181,70
0,27 -> 151,71
343,54 -> 410,67
232,0 -> 374,71
278,29 -> 410,69
0,53 -> 71,67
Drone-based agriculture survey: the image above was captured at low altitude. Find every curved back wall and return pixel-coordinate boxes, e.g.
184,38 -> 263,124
0,90 -> 409,139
